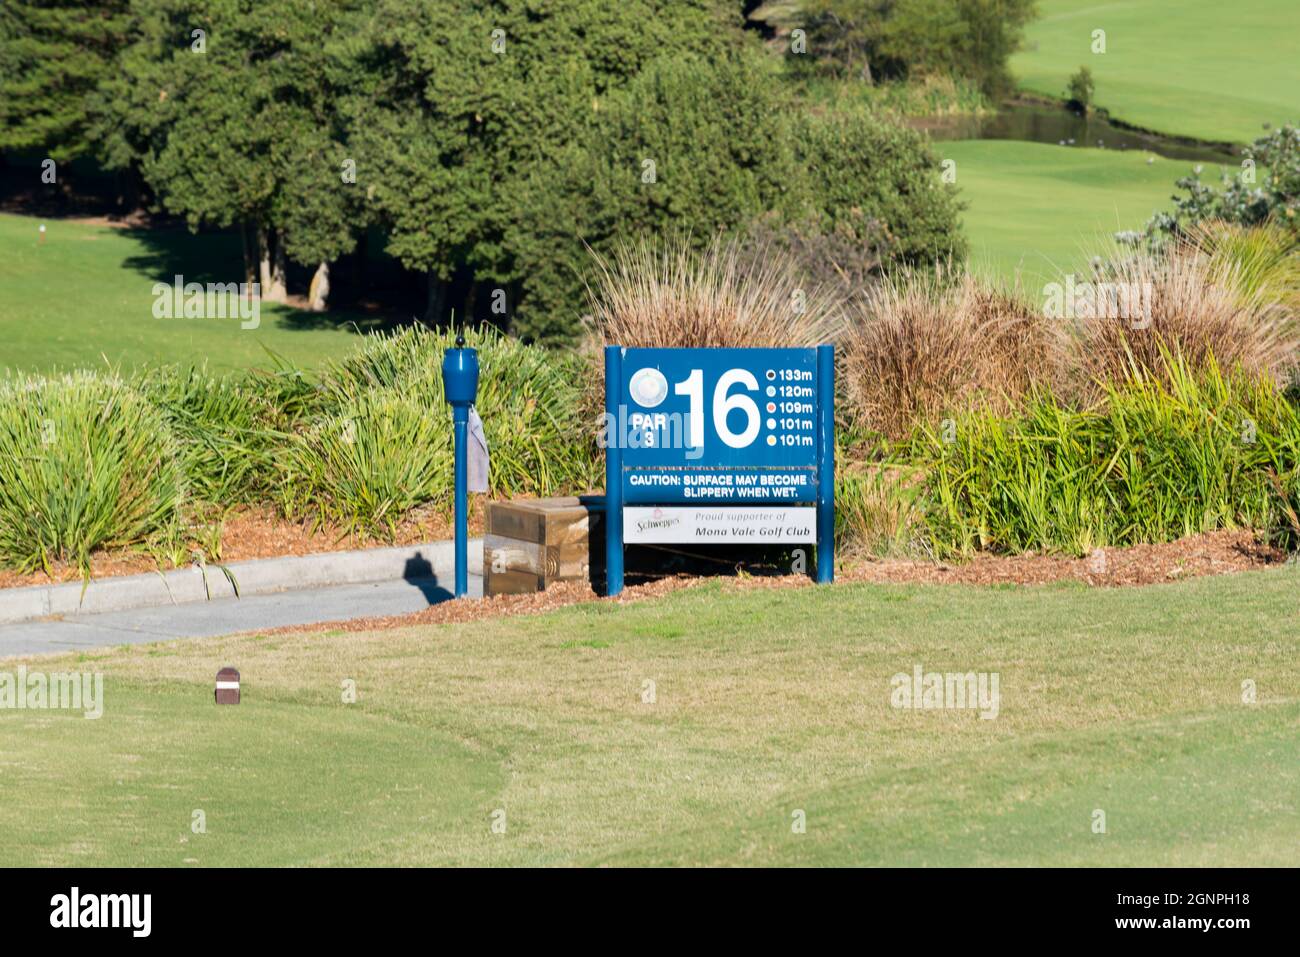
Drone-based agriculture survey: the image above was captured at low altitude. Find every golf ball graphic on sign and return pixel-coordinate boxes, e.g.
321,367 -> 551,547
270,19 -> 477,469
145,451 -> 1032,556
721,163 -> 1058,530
629,368 -> 668,407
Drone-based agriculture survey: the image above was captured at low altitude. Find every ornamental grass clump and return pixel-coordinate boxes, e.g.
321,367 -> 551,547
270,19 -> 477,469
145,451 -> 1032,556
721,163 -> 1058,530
1070,242 -> 1299,396
282,325 -> 600,535
581,234 -> 845,421
906,352 -> 1300,557
131,365 -> 282,505
0,372 -> 186,573
840,270 -> 1058,440
585,234 -> 844,351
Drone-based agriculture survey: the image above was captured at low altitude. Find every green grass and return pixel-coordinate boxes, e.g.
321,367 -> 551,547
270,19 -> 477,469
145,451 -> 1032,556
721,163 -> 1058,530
2,570 -> 1296,866
0,213 -> 373,373
942,139 -> 1223,288
1012,0 -> 1300,143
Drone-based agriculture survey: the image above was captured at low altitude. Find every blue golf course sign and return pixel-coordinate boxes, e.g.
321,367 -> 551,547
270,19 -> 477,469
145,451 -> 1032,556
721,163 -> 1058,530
603,344 -> 834,596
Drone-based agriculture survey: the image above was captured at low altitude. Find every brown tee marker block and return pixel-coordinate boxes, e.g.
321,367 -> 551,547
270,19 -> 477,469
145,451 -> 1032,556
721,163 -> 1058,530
215,667 -> 240,705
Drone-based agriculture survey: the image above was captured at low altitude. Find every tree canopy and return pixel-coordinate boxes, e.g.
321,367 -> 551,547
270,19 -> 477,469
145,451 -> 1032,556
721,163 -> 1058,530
0,0 -> 132,159
2,0 -> 968,339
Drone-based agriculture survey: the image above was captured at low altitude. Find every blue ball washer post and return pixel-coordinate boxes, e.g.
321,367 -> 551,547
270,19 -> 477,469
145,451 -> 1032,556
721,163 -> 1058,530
442,336 -> 479,598
604,345 -> 624,597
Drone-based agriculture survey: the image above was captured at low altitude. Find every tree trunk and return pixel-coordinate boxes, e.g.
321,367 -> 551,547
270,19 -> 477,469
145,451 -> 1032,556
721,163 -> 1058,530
352,231 -> 368,298
240,221 -> 255,289
258,223 -> 273,293
308,261 -> 331,312
464,280 -> 478,325
267,229 -> 288,303
424,271 -> 446,326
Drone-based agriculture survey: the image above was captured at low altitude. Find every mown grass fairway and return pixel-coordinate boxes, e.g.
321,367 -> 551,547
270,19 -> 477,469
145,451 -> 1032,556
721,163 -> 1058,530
0,213 -> 370,373
1012,0 -> 1299,143
944,140 -> 1221,288
2,570 -> 1296,866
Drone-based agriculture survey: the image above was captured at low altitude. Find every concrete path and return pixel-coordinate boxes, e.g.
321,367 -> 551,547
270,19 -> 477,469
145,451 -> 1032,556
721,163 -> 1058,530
0,574 -> 483,659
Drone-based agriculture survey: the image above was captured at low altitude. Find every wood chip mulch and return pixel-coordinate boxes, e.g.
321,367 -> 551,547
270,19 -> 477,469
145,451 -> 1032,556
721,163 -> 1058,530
255,529 -> 1290,638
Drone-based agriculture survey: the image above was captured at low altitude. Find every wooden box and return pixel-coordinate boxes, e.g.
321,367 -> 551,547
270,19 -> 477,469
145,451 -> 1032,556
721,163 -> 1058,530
484,496 -> 603,595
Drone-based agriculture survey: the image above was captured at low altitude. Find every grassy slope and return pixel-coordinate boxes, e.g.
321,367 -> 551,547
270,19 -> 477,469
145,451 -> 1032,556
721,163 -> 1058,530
1012,0 -> 1299,143
944,139 -> 1225,288
2,569 -> 1296,866
0,213 -> 370,373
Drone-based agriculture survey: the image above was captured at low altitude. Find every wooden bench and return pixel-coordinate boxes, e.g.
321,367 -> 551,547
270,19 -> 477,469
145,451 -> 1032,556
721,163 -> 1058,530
483,496 -> 604,595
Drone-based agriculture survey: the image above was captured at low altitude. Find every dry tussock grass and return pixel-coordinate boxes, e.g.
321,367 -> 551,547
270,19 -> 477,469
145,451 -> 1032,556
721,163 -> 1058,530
578,228 -> 1298,445
840,271 -> 1058,439
1071,241 -> 1300,395
580,235 -> 845,419
585,234 -> 844,349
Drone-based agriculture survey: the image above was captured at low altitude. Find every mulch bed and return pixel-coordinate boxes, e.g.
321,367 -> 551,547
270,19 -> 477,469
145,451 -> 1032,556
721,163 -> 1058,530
0,505 -> 486,590
256,528 -> 1290,637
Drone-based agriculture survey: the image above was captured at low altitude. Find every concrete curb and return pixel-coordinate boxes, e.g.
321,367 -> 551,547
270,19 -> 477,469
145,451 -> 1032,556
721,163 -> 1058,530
0,538 -> 483,625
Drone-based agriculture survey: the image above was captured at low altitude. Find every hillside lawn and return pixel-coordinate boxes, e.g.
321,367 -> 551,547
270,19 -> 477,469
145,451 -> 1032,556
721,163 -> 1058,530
2,569 -> 1296,866
0,213 -> 373,374
5,144 -> 1203,370
1012,0 -> 1299,143
944,139 -> 1223,290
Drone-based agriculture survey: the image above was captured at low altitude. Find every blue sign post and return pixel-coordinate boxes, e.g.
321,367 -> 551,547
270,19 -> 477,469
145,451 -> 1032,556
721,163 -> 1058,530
442,337 -> 479,598
604,344 -> 834,596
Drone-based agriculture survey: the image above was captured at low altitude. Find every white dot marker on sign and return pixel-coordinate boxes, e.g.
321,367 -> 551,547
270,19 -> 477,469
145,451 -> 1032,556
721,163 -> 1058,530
628,368 -> 668,408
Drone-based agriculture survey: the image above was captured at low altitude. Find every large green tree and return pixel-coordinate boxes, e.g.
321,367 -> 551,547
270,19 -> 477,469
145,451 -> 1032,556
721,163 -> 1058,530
95,0 -> 366,303
348,0 -> 743,334
801,0 -> 1038,95
512,49 -> 802,341
0,0 -> 131,159
792,107 -> 966,264
8,0 -> 968,334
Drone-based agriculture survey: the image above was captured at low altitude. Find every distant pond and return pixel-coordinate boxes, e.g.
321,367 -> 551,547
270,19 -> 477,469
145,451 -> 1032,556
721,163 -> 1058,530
912,100 -> 1240,165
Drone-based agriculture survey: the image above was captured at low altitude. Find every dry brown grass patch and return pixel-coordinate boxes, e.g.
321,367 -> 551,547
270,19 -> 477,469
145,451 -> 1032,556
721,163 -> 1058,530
1071,242 -> 1300,395
840,271 -> 1057,439
579,234 -> 845,419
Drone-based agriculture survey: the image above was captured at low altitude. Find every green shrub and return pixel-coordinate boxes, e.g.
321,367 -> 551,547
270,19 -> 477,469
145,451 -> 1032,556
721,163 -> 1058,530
284,325 -> 600,533
0,372 -> 186,573
282,391 -> 452,537
511,50 -> 965,341
511,49 -> 800,343
1127,125 -> 1300,246
132,365 -> 282,506
904,355 -> 1300,556
835,464 -> 926,556
800,0 -> 1038,96
792,107 -> 967,264
1066,67 -> 1094,109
